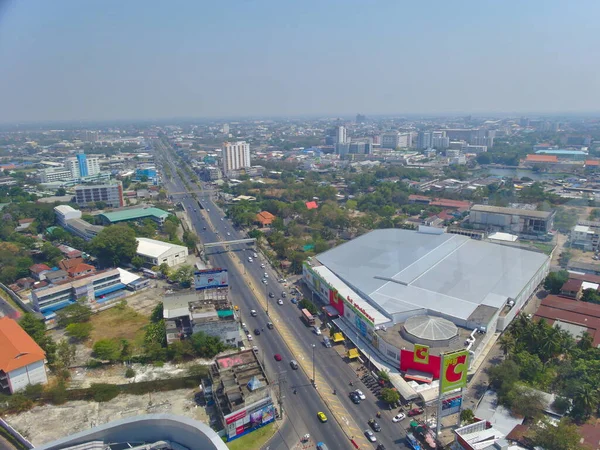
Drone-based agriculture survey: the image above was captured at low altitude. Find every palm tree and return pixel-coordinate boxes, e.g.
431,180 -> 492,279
499,334 -> 515,357
573,383 -> 598,420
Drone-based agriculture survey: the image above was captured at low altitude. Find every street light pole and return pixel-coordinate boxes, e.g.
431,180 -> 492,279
312,344 -> 316,385
266,282 -> 269,316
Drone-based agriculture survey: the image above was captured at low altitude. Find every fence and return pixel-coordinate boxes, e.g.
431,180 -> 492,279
0,418 -> 33,449
0,282 -> 33,315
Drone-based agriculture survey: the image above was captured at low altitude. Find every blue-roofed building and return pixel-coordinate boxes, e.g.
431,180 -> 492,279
31,268 -> 128,320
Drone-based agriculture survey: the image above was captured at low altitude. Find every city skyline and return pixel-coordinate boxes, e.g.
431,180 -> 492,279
1,0 -> 600,123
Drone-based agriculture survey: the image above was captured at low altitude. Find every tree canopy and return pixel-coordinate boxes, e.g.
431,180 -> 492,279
88,224 -> 138,267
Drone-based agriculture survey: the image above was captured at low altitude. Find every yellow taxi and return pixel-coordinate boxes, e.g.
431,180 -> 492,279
317,412 -> 328,423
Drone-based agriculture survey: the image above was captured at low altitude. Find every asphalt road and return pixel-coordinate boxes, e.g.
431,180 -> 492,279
156,139 -> 353,449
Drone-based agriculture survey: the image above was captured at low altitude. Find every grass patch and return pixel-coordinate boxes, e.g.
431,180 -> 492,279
530,242 -> 555,255
226,423 -> 277,450
89,305 -> 148,351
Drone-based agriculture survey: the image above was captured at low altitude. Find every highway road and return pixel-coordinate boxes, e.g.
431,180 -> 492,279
155,138 -> 355,450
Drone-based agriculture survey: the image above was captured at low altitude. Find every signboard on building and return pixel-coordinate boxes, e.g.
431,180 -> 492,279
194,268 -> 228,290
413,344 -> 430,365
440,395 -> 462,417
440,349 -> 469,394
225,397 -> 275,441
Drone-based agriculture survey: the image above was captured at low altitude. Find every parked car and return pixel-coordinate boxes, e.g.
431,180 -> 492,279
323,337 -> 332,348
291,297 -> 298,304
407,407 -> 424,417
269,292 -> 275,298
313,326 -> 322,335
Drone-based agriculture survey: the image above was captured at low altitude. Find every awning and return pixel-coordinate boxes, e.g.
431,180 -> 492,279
348,348 -> 360,359
332,332 -> 345,343
323,305 -> 340,318
405,369 -> 434,383
95,283 -> 126,297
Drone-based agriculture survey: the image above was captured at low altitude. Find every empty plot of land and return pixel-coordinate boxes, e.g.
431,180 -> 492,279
5,388 -> 208,447
89,305 -> 148,350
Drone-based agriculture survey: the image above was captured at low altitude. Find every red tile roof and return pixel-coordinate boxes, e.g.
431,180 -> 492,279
18,218 -> 34,225
430,199 -> 471,209
0,317 -> 46,373
534,295 -> 600,346
255,211 -> 275,226
58,257 -> 84,271
586,160 -> 600,167
408,194 -> 431,203
580,422 -> 600,450
29,264 -> 51,274
560,278 -> 583,293
525,154 -> 558,163
67,263 -> 95,277
305,201 -> 318,210
569,272 -> 600,284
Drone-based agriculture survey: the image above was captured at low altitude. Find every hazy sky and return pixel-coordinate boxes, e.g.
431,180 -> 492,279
1,0 -> 599,123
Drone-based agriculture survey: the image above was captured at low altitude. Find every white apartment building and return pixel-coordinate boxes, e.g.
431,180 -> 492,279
222,141 -> 251,175
571,224 -> 599,252
75,181 -> 124,208
39,167 -> 73,183
66,157 -> 100,178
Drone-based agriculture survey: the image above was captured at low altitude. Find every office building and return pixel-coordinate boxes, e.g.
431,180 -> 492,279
75,181 -> 124,208
0,317 -> 48,394
39,167 -> 73,183
66,156 -> 100,179
381,132 -> 410,149
222,141 -> 251,175
336,126 -> 347,144
335,143 -> 350,156
135,237 -> 188,267
77,152 -> 88,177
431,131 -> 450,149
465,145 -> 488,154
469,205 -> 555,240
349,141 -> 373,155
83,130 -> 98,142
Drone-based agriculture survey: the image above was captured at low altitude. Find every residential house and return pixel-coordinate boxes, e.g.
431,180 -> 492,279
58,257 -> 85,272
560,279 -> 583,299
29,264 -> 51,281
255,211 -> 275,227
15,218 -> 34,232
66,263 -> 95,278
44,270 -> 69,284
57,245 -> 83,259
0,317 -> 48,393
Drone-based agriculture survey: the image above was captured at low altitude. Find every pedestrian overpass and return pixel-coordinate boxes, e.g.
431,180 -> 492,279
202,238 -> 256,254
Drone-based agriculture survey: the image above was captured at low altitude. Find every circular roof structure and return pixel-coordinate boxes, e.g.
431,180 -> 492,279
404,315 -> 458,342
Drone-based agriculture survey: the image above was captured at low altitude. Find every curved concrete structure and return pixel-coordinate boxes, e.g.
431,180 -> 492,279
35,413 -> 227,450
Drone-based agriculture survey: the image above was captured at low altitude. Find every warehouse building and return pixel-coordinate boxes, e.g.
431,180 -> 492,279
303,228 -> 549,387
135,238 -> 188,267
469,204 -> 555,240
99,206 -> 170,226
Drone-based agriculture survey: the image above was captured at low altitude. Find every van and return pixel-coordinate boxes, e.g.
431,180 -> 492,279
290,360 -> 299,370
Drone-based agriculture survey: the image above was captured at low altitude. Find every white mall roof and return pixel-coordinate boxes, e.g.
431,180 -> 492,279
136,238 -> 187,259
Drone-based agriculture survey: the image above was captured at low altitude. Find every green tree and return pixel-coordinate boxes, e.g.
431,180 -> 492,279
19,313 -> 57,365
460,408 -> 475,424
171,264 -> 194,288
150,302 -> 164,323
56,302 -> 92,327
55,340 -> 76,371
530,418 -> 586,450
41,242 -> 62,266
131,255 -> 145,269
581,288 -> 600,304
65,322 -> 93,341
93,339 -> 121,361
571,383 -> 598,422
88,224 -> 138,267
90,383 -> 120,402
182,230 -> 198,249
164,220 -> 178,241
543,270 -> 569,294
144,321 -> 166,347
345,199 -> 358,210
380,387 -> 400,404
499,333 -> 516,357
299,299 -> 318,315
158,263 -> 170,277
190,331 -> 227,358
55,187 -> 67,196
509,387 -> 545,419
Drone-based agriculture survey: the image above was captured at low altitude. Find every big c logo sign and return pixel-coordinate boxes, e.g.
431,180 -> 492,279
440,350 -> 469,394
413,344 -> 430,365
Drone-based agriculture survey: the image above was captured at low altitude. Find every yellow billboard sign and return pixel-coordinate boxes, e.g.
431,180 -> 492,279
413,344 -> 430,365
440,350 -> 469,394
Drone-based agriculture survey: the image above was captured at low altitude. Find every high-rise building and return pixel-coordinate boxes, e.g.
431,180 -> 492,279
75,181 -> 124,208
222,141 -> 251,175
336,126 -> 347,144
431,131 -> 450,149
67,155 -> 100,179
84,131 -> 98,142
222,123 -> 230,135
417,132 -> 432,150
335,143 -> 350,156
349,141 -> 372,155
77,152 -> 88,177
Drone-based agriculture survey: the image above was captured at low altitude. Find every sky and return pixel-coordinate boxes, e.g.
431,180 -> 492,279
0,0 -> 599,123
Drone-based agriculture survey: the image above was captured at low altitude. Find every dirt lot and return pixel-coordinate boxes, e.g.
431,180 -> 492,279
4,388 -> 210,447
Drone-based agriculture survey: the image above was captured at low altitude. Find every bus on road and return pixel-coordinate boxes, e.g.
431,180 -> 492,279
301,308 -> 315,326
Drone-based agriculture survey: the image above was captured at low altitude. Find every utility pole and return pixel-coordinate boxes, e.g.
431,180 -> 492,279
276,371 -> 287,420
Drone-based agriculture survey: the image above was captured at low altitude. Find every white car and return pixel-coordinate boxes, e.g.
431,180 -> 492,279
277,299 -> 283,305
253,253 -> 258,258
248,257 -> 253,262
221,218 -> 224,221
261,263 -> 265,268
247,334 -> 253,341
262,279 -> 267,284
355,389 -> 366,400
227,232 -> 230,236
364,430 -> 376,442
250,310 -> 257,317
313,326 -> 322,335
392,413 -> 406,422
264,273 -> 268,278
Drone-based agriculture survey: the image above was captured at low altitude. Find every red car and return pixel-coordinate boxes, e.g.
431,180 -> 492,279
407,408 -> 424,417
274,354 -> 282,361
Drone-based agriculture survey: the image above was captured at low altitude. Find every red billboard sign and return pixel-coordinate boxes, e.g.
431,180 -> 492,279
400,349 -> 441,379
329,288 -> 344,316
225,409 -> 247,425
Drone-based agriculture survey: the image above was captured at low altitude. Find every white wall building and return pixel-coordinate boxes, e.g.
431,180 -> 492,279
571,224 -> 598,251
66,157 -> 101,179
39,167 -> 73,183
54,205 -> 82,227
0,317 -> 48,394
222,141 -> 251,175
136,238 -> 189,267
336,126 -> 347,144
381,132 -> 410,149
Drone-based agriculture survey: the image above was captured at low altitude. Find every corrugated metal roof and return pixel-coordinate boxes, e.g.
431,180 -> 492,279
100,207 -> 169,223
470,204 -> 554,219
